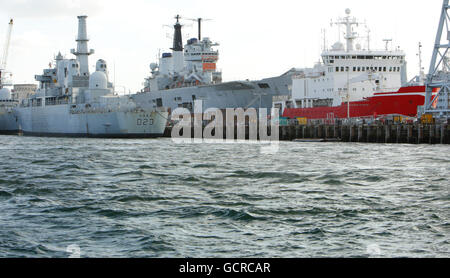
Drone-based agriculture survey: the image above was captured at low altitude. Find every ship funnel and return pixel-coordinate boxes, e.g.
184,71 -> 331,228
71,15 -> 95,77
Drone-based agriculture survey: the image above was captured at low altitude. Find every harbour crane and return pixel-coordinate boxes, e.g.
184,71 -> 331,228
423,0 -> 450,119
0,19 -> 14,88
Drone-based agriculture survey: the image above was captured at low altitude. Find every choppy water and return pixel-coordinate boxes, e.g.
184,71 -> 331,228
0,135 -> 448,258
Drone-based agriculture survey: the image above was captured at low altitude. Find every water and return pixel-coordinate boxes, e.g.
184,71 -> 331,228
0,135 -> 448,258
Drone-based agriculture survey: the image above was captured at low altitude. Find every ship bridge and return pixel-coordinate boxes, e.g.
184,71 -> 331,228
287,8 -> 408,109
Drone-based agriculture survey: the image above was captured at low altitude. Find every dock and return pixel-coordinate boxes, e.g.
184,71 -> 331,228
163,122 -> 450,145
279,123 -> 450,144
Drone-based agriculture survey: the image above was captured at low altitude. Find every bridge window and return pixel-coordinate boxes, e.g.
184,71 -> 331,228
258,83 -> 270,89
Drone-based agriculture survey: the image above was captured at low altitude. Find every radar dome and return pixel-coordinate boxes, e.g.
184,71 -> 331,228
89,71 -> 108,89
331,42 -> 345,51
96,59 -> 108,73
345,8 -> 351,15
0,88 -> 11,100
150,63 -> 158,71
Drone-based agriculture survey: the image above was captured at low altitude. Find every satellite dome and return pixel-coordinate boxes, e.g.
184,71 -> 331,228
331,42 -> 345,51
96,59 -> 108,73
89,71 -> 107,89
150,63 -> 158,71
0,87 -> 11,100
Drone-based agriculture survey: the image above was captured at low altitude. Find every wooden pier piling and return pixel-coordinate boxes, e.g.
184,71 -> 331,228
163,122 -> 450,145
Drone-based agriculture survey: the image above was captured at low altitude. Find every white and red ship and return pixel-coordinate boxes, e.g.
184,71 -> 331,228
275,9 -> 436,121
282,86 -> 439,120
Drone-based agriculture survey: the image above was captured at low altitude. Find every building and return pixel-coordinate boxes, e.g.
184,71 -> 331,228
12,84 -> 37,102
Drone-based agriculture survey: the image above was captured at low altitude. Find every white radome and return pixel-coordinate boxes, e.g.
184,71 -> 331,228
332,42 -> 345,51
0,87 -> 11,100
89,71 -> 107,89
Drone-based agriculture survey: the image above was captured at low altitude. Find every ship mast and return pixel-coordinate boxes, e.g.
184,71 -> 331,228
70,16 -> 94,77
189,18 -> 212,41
332,9 -> 361,52
417,42 -> 425,82
171,15 -> 184,73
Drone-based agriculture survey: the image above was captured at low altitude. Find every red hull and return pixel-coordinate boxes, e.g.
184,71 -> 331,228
283,86 -> 431,120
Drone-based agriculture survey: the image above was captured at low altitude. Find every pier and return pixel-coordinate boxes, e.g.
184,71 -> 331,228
278,122 -> 450,144
163,122 -> 450,145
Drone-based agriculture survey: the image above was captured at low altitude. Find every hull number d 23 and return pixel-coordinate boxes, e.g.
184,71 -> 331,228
137,117 -> 154,126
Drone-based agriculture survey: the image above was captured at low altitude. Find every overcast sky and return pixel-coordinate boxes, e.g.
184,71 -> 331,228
0,0 -> 444,93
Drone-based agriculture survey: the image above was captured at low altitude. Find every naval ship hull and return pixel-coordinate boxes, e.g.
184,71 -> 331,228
15,105 -> 168,138
133,74 -> 294,112
0,106 -> 19,134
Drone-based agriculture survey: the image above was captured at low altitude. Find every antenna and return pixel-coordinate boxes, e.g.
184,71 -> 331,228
417,42 -> 424,80
366,27 -> 371,51
331,9 -> 362,52
382,39 -> 392,51
186,18 -> 212,41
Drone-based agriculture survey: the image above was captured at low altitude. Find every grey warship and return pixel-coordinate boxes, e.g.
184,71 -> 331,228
0,19 -> 18,134
132,16 -> 300,114
14,16 -> 168,138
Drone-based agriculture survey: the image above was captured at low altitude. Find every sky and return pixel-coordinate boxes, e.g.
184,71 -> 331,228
0,0 -> 444,93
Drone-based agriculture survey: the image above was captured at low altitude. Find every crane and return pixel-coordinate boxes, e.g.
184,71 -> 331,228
423,0 -> 450,119
1,19 -> 13,71
0,19 -> 13,88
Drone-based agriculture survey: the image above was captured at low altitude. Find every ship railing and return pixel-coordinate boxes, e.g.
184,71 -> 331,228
69,106 -> 146,115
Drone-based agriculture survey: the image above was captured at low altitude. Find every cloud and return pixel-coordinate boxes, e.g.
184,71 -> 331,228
0,0 -> 105,18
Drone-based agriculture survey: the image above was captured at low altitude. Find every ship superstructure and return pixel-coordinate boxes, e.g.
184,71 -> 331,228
277,9 -> 432,120
14,16 -> 168,137
133,15 -> 298,113
286,9 -> 406,109
144,16 -> 222,92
